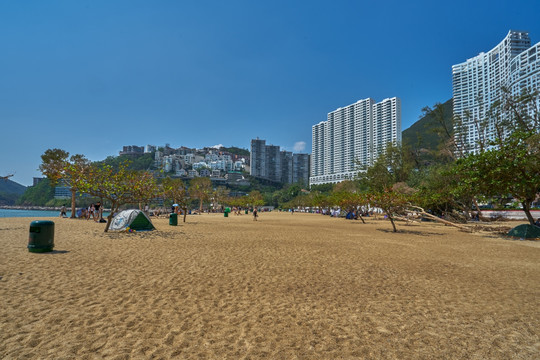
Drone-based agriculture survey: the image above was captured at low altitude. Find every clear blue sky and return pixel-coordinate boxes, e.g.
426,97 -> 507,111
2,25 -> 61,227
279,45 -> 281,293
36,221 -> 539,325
1,0 -> 540,186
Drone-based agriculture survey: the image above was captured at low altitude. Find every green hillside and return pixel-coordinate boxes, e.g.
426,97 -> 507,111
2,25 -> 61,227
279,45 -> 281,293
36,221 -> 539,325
0,179 -> 27,205
16,178 -> 55,206
403,98 -> 453,152
219,146 -> 250,157
0,179 -> 27,195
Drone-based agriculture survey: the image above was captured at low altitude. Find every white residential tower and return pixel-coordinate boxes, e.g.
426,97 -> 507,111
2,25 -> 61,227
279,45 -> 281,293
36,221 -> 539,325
452,30 -> 540,153
310,97 -> 401,186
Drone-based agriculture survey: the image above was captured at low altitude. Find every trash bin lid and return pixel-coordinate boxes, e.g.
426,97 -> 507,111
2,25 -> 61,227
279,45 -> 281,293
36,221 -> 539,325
30,220 -> 55,226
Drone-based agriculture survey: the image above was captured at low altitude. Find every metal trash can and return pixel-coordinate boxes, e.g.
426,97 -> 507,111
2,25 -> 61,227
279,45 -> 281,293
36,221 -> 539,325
169,213 -> 178,226
28,220 -> 54,253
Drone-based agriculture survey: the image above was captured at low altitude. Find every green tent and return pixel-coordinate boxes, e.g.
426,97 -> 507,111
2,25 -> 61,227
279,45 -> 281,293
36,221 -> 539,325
109,209 -> 155,231
507,224 -> 540,239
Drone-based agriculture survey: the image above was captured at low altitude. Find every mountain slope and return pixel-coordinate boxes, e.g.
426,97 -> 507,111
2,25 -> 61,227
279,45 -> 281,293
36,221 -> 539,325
0,179 -> 27,195
0,179 -> 27,205
403,98 -> 453,152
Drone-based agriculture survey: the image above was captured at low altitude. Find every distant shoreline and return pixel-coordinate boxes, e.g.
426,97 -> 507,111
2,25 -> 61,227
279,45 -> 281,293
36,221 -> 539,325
0,205 -> 111,212
0,205 -> 63,211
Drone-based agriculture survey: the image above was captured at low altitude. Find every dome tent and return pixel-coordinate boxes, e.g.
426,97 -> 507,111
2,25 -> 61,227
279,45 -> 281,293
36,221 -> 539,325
507,224 -> 540,239
109,209 -> 155,231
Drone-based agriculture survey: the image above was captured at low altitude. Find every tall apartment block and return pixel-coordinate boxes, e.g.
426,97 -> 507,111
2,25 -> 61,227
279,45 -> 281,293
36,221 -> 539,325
452,30 -> 540,153
310,97 -> 401,186
250,139 -> 267,178
250,139 -> 310,185
292,153 -> 310,185
281,151 -> 293,184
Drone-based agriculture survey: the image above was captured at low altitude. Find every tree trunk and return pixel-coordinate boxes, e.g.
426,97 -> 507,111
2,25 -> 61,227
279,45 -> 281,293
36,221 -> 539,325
183,207 -> 187,223
199,199 -> 203,212
522,201 -> 535,226
104,203 -> 117,232
70,188 -> 77,218
388,215 -> 397,232
473,198 -> 483,217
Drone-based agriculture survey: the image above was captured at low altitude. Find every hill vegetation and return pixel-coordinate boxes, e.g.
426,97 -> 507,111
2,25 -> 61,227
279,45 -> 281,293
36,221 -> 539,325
95,153 -> 155,171
402,98 -> 453,152
16,178 -> 55,206
0,179 -> 27,205
219,146 -> 250,157
0,179 -> 26,195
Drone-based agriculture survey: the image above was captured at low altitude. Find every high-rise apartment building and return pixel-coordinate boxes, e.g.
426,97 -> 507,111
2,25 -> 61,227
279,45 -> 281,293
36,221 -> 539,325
310,97 -> 401,186
266,145 -> 282,183
250,139 -> 310,185
292,153 -> 310,185
452,30 -> 540,153
280,151 -> 293,184
250,139 -> 267,178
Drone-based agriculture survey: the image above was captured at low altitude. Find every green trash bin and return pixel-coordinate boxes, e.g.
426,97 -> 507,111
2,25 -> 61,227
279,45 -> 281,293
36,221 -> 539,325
224,212 -> 229,217
28,220 -> 54,253
245,209 -> 248,214
169,213 -> 178,226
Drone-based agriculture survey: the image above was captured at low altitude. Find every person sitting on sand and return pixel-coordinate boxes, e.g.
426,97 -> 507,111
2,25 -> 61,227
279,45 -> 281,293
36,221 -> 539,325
87,204 -> 95,220
94,202 -> 101,222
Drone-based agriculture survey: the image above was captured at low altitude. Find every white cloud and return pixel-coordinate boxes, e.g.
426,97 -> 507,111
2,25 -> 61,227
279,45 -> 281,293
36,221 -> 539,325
293,141 -> 306,152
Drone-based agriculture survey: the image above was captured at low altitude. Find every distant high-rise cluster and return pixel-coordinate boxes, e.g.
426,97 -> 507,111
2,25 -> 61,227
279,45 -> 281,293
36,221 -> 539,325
452,30 -> 540,153
310,97 -> 401,186
250,139 -> 310,185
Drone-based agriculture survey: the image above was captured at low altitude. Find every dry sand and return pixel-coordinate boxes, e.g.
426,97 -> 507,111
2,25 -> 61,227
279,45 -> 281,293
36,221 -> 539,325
1,212 -> 539,359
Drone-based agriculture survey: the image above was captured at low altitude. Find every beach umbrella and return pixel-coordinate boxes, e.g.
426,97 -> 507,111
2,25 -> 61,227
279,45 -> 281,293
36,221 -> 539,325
172,203 -> 179,207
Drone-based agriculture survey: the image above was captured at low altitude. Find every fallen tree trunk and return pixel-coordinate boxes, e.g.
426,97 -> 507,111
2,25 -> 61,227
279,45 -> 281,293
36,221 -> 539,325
408,206 -> 472,232
393,215 -> 421,224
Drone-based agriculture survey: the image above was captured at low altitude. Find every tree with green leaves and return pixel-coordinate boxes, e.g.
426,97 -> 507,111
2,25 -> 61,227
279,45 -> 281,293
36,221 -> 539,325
74,163 -> 158,232
367,189 -> 411,232
247,190 -> 265,208
332,190 -> 367,223
189,177 -> 213,212
212,186 -> 230,211
39,149 -> 90,218
453,89 -> 540,225
162,177 -> 189,222
310,191 -> 331,214
454,131 -> 539,225
358,142 -> 414,192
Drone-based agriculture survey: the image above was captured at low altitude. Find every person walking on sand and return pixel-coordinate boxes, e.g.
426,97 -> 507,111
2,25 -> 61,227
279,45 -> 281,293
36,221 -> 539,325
60,204 -> 67,218
253,208 -> 258,221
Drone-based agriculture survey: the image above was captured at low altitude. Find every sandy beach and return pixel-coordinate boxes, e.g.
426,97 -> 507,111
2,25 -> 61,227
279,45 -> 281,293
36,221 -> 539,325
1,212 -> 539,359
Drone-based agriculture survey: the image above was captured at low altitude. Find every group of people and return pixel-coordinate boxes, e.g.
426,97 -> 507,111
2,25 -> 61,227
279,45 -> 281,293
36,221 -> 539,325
230,207 -> 246,215
63,202 -> 103,222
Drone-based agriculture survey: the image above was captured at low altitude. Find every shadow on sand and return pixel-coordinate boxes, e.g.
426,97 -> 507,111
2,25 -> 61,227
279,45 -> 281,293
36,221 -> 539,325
38,250 -> 70,255
376,228 -> 445,237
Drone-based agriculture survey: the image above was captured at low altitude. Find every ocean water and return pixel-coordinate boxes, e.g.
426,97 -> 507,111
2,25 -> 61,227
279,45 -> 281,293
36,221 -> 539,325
0,209 -> 111,218
0,209 -> 65,218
